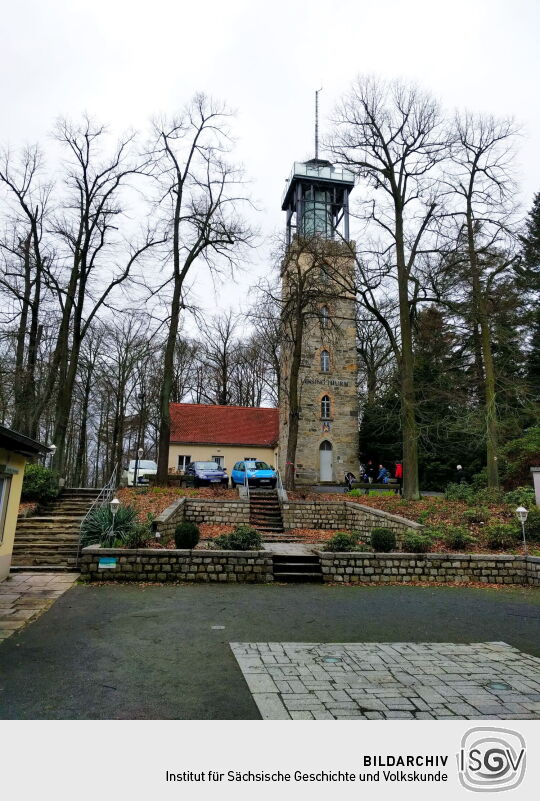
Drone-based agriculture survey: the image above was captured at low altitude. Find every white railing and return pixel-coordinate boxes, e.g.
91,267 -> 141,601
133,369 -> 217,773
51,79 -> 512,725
76,465 -> 118,562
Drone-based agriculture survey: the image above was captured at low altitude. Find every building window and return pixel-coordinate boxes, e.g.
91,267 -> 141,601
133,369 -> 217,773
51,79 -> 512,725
321,395 -> 331,419
321,306 -> 330,328
212,456 -> 224,468
321,349 -> 330,372
177,455 -> 191,472
0,475 -> 12,545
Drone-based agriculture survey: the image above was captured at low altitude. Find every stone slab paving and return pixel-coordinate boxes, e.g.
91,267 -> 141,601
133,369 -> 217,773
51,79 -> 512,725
230,641 -> 540,720
0,573 -> 78,642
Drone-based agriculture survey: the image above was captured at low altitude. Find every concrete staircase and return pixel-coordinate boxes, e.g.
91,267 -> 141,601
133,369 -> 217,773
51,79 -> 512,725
272,553 -> 323,583
249,489 -> 290,541
12,488 -> 101,571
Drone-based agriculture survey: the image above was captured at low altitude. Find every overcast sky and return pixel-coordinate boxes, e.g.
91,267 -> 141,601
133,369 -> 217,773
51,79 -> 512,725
2,0 -> 539,324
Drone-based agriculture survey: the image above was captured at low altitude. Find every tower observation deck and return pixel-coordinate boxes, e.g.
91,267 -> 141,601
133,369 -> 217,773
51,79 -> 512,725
281,158 -> 355,246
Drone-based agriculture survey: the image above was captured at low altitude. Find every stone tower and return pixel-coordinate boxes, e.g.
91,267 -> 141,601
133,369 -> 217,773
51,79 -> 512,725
278,158 -> 359,484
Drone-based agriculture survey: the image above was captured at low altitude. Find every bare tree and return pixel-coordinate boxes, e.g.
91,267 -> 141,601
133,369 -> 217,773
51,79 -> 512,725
329,76 -> 448,498
442,112 -> 521,487
149,94 -> 253,483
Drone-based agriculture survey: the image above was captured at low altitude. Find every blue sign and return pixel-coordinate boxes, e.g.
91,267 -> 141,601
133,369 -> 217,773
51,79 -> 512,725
98,557 -> 118,569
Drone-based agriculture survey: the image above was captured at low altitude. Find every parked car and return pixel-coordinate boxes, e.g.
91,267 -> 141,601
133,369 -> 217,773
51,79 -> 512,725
123,459 -> 158,487
231,459 -> 277,488
185,461 -> 229,487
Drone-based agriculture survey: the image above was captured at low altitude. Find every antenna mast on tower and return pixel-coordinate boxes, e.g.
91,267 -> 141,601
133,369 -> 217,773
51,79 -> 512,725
315,87 -> 322,159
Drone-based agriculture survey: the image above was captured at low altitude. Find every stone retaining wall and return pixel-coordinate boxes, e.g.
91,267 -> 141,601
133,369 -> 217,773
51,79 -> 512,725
282,501 -> 422,542
80,546 -> 273,583
152,498 -> 250,542
317,552 -> 540,586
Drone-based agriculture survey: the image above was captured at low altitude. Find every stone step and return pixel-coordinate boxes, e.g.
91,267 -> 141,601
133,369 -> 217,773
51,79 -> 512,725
272,571 -> 323,582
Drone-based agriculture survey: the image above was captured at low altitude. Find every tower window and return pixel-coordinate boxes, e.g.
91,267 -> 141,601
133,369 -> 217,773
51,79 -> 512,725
321,395 -> 331,419
321,306 -> 330,328
321,350 -> 330,372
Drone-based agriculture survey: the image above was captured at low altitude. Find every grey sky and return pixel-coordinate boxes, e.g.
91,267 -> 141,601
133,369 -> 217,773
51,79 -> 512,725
1,0 -> 538,322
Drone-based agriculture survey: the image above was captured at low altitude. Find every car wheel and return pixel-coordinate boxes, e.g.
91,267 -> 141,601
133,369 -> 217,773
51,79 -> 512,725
194,478 -> 200,488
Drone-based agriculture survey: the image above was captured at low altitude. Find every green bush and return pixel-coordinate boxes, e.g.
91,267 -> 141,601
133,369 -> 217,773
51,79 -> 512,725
485,523 -> 520,550
21,463 -> 58,503
442,526 -> 477,550
123,521 -> 153,548
473,487 -> 504,505
323,531 -> 359,552
504,487 -> 536,508
214,525 -> 262,551
347,489 -> 364,497
524,507 -> 540,542
499,426 -> 540,488
370,527 -> 396,552
462,507 -> 490,525
174,521 -> 200,548
445,482 -> 474,502
81,504 -> 138,547
402,531 -> 433,553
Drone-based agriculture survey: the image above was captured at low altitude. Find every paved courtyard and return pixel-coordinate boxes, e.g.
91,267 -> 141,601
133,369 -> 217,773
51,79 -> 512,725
0,573 -> 78,642
0,583 -> 539,718
231,641 -> 540,719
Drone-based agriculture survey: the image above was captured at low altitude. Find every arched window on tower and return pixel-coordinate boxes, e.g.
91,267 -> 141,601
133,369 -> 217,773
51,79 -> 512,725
321,349 -> 330,373
321,395 -> 331,419
321,306 -> 330,328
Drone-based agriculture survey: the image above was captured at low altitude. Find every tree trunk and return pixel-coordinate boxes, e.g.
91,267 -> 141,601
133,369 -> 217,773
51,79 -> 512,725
157,276 -> 182,484
395,217 -> 420,500
467,209 -> 499,487
284,307 -> 304,491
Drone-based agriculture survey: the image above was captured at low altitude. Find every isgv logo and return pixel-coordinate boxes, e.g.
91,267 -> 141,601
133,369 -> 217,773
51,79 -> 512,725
458,727 -> 526,792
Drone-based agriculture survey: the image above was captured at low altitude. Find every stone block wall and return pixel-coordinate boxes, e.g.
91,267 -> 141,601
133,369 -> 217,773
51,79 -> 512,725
282,500 -> 422,543
80,546 -> 273,583
152,498 -> 250,542
318,552 -> 540,586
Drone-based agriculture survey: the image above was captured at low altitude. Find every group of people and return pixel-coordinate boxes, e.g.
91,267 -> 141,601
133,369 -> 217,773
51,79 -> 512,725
344,460 -> 403,492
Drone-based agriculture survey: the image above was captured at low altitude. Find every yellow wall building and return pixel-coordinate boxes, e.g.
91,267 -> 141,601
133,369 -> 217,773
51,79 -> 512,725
0,426 -> 49,582
168,404 -> 279,476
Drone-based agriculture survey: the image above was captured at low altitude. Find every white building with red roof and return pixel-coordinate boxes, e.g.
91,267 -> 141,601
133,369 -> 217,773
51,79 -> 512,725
168,403 -> 279,474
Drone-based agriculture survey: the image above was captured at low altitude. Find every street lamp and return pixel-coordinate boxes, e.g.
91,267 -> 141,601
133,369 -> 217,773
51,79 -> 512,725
47,443 -> 56,469
109,497 -> 121,543
515,506 -> 529,554
134,447 -> 144,488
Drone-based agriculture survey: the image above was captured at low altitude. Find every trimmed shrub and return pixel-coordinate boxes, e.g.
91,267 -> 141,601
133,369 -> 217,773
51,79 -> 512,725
445,482 -> 474,502
323,531 -> 359,552
462,507 -> 490,525
81,504 -> 138,547
473,487 -> 505,505
485,523 -> 520,550
442,526 -> 477,550
214,525 -> 262,551
174,521 -> 200,548
504,487 -> 536,508
21,464 -> 58,503
123,521 -> 153,548
402,531 -> 433,553
370,527 -> 396,552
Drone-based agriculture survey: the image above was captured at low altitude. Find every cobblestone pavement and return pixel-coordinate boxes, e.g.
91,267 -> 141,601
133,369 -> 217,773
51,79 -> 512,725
0,573 -> 78,642
231,641 -> 540,720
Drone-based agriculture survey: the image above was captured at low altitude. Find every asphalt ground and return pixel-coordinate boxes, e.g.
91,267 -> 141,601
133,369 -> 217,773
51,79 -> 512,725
0,582 -> 539,719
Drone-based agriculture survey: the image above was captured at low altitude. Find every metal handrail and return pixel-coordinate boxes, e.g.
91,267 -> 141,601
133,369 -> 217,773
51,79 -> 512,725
275,469 -> 288,501
243,462 -> 250,500
76,465 -> 118,563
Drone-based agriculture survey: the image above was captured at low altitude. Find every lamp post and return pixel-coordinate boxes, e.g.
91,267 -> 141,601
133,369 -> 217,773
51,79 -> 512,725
515,506 -> 529,554
47,444 -> 56,469
109,496 -> 120,543
134,447 -> 143,488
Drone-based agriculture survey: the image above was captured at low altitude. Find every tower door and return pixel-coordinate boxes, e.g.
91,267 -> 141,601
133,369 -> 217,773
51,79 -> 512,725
319,440 -> 333,482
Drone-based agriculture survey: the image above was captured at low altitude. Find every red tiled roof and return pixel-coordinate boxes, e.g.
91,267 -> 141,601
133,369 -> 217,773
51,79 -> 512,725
169,403 -> 279,447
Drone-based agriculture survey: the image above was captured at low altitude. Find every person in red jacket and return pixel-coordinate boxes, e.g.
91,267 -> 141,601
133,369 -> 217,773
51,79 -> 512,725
395,462 -> 403,494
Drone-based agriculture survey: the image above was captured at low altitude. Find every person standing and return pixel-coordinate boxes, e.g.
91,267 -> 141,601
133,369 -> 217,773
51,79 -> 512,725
366,460 -> 376,483
395,461 -> 403,494
377,464 -> 390,483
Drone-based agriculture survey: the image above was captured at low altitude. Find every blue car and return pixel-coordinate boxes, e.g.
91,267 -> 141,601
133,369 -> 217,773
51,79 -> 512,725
231,460 -> 277,488
185,461 -> 228,487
